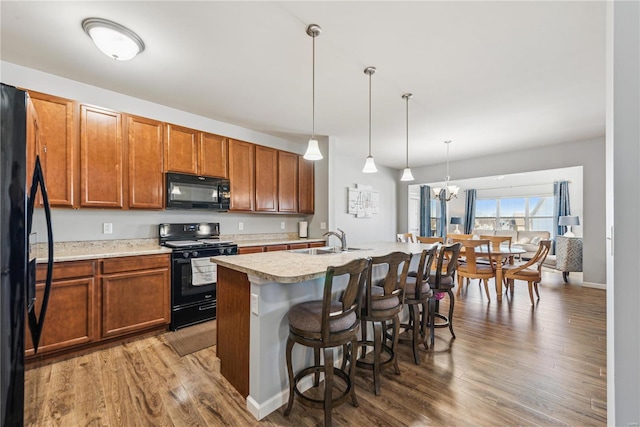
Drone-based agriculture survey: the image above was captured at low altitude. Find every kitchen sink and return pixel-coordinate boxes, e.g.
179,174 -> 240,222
289,246 -> 370,255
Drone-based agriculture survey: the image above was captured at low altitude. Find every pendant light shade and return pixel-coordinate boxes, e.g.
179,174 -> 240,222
400,93 -> 415,181
362,67 -> 378,173
303,24 -> 323,161
82,18 -> 145,61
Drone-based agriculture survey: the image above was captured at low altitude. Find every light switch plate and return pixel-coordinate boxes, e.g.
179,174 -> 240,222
103,223 -> 113,234
251,293 -> 259,315
280,221 -> 285,230
238,222 -> 244,231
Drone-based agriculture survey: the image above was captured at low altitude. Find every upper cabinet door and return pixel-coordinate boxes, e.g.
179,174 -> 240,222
164,124 -> 198,175
29,91 -> 78,208
80,105 -> 124,208
278,151 -> 298,213
127,115 -> 164,209
199,132 -> 228,178
298,156 -> 314,214
255,146 -> 278,212
228,139 -> 255,211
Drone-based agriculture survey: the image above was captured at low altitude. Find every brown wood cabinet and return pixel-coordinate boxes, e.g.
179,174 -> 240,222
28,91 -> 78,207
164,124 -> 199,175
278,151 -> 299,213
200,132 -> 228,178
264,244 -> 288,252
255,145 -> 278,212
298,156 -> 315,213
287,243 -> 308,250
228,139 -> 255,211
80,105 -> 124,208
26,261 -> 96,356
101,255 -> 170,339
237,246 -> 264,255
127,115 -> 164,209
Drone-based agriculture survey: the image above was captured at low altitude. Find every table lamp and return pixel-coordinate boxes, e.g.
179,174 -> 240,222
450,216 -> 463,234
559,215 -> 580,237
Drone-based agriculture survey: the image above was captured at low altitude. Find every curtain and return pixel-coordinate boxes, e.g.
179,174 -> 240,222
464,189 -> 476,234
419,185 -> 431,237
437,189 -> 447,238
553,181 -> 571,253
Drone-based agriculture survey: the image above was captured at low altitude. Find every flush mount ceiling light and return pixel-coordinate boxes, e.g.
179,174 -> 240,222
303,24 -> 323,161
400,93 -> 415,182
433,140 -> 459,201
362,66 -> 378,173
82,18 -> 145,61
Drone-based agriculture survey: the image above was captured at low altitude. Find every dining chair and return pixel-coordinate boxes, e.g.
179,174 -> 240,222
502,240 -> 551,304
357,251 -> 412,395
399,247 -> 437,363
284,258 -> 371,427
454,239 -> 496,300
480,235 -> 513,264
396,233 -> 415,243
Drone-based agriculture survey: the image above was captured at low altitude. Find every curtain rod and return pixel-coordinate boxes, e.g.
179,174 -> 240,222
469,180 -> 572,192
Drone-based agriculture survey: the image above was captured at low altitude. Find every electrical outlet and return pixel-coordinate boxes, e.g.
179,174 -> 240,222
251,293 -> 259,315
320,222 -> 327,230
280,221 -> 285,230
103,223 -> 113,234
238,222 -> 244,231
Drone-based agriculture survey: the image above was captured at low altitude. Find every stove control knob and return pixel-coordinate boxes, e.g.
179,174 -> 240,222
227,248 -> 235,255
182,252 -> 189,259
192,251 -> 199,258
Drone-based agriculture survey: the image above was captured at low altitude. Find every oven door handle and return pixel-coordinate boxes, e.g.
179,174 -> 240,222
174,258 -> 191,265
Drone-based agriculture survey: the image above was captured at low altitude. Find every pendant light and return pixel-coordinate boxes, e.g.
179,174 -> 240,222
400,93 -> 415,181
433,140 -> 459,201
303,24 -> 323,161
362,66 -> 378,173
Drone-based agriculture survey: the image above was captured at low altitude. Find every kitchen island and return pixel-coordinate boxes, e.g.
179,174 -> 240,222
211,241 -> 431,420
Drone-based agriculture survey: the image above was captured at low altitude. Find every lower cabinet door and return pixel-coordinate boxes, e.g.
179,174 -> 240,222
101,267 -> 170,339
25,277 -> 96,356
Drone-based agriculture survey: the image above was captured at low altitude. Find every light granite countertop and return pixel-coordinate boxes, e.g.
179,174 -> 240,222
211,241 -> 434,284
36,239 -> 172,263
234,237 -> 326,247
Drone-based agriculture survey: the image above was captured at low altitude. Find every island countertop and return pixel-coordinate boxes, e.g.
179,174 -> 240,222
211,241 -> 433,284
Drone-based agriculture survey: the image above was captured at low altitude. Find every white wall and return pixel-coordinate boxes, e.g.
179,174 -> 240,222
397,137 -> 605,285
328,140 -> 397,245
1,61 -> 329,241
609,1 -> 640,424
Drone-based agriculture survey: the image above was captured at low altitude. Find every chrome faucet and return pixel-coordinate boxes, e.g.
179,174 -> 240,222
323,228 -> 347,251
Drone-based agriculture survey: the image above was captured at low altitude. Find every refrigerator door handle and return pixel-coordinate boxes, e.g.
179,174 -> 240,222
26,155 -> 54,353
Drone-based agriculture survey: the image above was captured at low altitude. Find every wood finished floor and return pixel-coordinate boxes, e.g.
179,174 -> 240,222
24,271 -> 606,426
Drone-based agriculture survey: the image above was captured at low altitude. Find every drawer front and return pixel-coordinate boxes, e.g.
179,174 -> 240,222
238,246 -> 264,255
36,260 -> 95,282
102,254 -> 170,274
288,243 -> 309,250
264,244 -> 288,252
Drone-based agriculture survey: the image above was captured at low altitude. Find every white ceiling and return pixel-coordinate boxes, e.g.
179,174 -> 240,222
0,1 -> 606,169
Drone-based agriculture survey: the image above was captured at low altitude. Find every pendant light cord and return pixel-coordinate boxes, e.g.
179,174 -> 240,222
311,34 -> 315,139
368,71 -> 372,156
405,96 -> 409,168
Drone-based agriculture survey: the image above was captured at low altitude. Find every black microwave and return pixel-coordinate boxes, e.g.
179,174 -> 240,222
166,173 -> 230,211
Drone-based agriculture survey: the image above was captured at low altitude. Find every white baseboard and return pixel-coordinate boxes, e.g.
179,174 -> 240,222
581,281 -> 606,290
246,374 -> 315,420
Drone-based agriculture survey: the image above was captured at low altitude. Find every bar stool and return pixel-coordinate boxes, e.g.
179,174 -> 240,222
284,258 -> 370,427
357,251 -> 412,395
399,247 -> 437,364
427,243 -> 462,347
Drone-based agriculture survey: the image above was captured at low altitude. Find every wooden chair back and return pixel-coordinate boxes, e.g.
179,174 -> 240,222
364,252 -> 412,318
433,243 -> 462,285
446,233 -> 472,244
453,239 -> 493,274
416,236 -> 444,244
480,235 -> 512,251
396,233 -> 415,243
320,258 -> 371,342
408,247 -> 438,300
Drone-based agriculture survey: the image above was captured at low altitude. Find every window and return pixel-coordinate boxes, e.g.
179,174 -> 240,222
474,196 -> 553,234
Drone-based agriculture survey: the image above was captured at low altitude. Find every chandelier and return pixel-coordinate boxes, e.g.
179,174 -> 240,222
433,140 -> 459,201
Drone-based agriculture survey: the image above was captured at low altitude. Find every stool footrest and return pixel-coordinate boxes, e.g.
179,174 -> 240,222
292,366 -> 354,410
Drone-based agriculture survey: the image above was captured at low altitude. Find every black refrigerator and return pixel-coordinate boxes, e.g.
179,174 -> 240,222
1,83 -> 54,426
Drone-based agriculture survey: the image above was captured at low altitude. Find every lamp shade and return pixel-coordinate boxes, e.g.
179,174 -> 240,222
303,139 -> 323,160
559,216 -> 580,226
450,217 -> 463,225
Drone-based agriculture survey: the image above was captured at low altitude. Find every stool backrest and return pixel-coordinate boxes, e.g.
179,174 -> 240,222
322,258 -> 371,341
434,242 -> 462,283
416,236 -> 444,244
411,246 -> 438,300
364,252 -> 412,317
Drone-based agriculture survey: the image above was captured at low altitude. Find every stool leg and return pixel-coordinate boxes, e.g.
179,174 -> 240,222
323,347 -> 334,427
410,305 -> 420,364
284,337 -> 295,416
447,289 -> 456,339
429,297 -> 436,347
373,321 -> 382,396
349,338 -> 359,407
483,279 -> 491,300
360,319 -> 368,356
420,302 -> 429,350
392,315 -> 401,375
313,348 -> 321,387
341,343 -> 349,371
